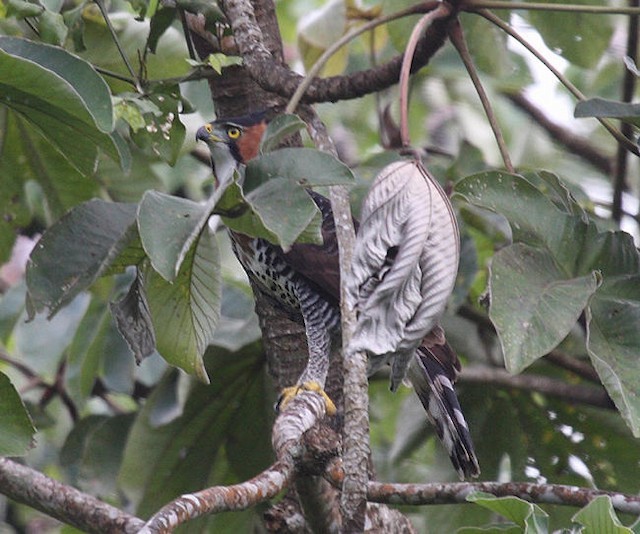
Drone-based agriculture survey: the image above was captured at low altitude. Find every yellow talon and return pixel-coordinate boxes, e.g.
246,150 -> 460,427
276,381 -> 337,416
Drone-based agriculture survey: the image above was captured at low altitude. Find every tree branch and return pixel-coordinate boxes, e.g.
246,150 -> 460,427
221,0 -> 457,104
0,458 -> 144,534
505,92 -> 612,174
367,480 -> 640,515
140,461 -> 292,533
302,110 -> 370,532
459,365 -> 614,409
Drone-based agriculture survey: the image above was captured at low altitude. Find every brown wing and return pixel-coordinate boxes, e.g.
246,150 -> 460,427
279,190 -> 354,306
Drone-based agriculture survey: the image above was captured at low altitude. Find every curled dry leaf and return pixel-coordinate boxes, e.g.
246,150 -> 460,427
347,159 -> 460,389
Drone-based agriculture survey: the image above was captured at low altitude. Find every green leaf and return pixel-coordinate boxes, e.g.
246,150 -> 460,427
259,113 -> 306,153
454,171 -> 584,274
26,200 -> 138,317
61,414 -> 135,495
244,147 -> 355,192
245,177 -> 323,250
0,372 -> 36,456
147,7 -> 176,53
527,0 -> 613,69
66,297 -> 113,405
38,9 -> 68,46
575,98 -> 640,127
118,345 -> 272,515
129,87 -> 186,166
5,0 -> 43,18
0,36 -> 128,174
205,52 -> 243,74
490,243 -> 600,373
138,191 -> 211,281
587,275 -> 640,437
467,492 -> 549,533
1,110 -> 100,221
142,226 -> 221,382
572,495 -> 632,533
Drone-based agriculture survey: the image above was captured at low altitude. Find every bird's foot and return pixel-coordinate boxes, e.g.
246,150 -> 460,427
276,381 -> 337,416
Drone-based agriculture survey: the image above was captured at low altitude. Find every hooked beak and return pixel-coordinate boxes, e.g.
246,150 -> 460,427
195,125 -> 221,144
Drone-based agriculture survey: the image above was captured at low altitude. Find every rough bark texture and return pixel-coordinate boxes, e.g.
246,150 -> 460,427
0,458 -> 144,534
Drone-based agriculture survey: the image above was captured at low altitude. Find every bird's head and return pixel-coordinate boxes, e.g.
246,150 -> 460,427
196,111 -> 268,188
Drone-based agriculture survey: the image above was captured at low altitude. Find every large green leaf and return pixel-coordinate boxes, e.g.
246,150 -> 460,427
0,372 -> 36,456
218,147 -> 354,249
26,200 -> 138,317
572,496 -> 632,534
455,171 -> 640,432
60,414 -> 135,495
0,110 -> 99,222
587,276 -> 640,437
455,171 -> 584,274
466,492 -> 548,533
489,243 -> 600,373
216,179 -> 323,250
138,191 -> 211,281
0,36 -> 129,174
142,226 -> 221,382
526,0 -> 613,69
244,147 -> 355,192
118,345 -> 272,516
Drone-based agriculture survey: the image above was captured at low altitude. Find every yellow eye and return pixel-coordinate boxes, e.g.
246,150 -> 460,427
205,124 -> 212,133
227,127 -> 241,139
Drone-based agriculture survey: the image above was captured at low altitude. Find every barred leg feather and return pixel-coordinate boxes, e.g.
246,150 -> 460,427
407,347 -> 480,479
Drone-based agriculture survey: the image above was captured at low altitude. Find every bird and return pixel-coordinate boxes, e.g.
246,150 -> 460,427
196,111 -> 480,479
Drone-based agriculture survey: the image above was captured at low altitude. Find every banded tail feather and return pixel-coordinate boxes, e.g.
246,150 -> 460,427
407,344 -> 480,479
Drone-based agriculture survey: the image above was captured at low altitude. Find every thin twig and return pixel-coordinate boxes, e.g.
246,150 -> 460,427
94,66 -> 138,87
448,18 -> 514,172
478,9 -> 640,157
466,0 -> 640,14
399,4 -> 452,147
613,0 -> 639,223
93,0 -> 142,91
285,1 -> 441,114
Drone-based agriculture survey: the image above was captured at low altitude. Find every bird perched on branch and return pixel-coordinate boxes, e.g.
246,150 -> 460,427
196,112 -> 480,479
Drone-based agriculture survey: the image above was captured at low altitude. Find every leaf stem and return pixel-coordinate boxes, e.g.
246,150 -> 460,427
93,0 -> 142,91
399,4 -> 451,147
285,1 -> 441,114
478,9 -> 640,157
448,18 -> 514,172
94,66 -> 137,87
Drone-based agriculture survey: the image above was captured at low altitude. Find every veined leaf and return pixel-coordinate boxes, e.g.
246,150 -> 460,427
0,36 -> 130,174
0,372 -> 36,456
467,492 -> 549,533
26,201 -> 138,318
259,113 -> 306,153
142,226 -> 221,382
587,276 -> 640,437
490,243 -> 600,373
572,495 -> 632,533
